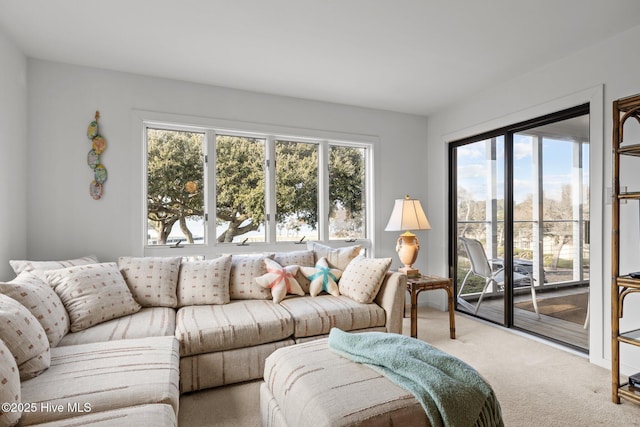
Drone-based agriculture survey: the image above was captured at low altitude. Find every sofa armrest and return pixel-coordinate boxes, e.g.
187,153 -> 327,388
374,272 -> 406,334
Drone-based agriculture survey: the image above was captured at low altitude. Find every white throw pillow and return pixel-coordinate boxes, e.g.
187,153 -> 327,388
0,294 -> 51,380
46,262 -> 141,332
255,258 -> 305,303
306,242 -> 362,270
338,256 -> 392,304
228,254 -> 274,300
9,255 -> 98,280
0,272 -> 69,347
177,255 -> 232,306
300,257 -> 342,297
0,338 -> 21,426
273,250 -> 315,294
118,256 -> 182,307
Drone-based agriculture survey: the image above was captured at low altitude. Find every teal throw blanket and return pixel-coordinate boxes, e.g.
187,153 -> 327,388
328,328 -> 504,427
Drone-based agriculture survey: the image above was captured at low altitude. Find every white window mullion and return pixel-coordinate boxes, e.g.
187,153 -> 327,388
141,124 -> 151,251
318,141 -> 330,241
206,129 -> 217,248
266,136 -> 277,243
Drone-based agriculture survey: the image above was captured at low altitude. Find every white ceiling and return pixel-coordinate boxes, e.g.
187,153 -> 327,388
1,0 -> 640,116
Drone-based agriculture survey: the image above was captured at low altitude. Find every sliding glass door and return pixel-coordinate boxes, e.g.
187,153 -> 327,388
451,106 -> 590,352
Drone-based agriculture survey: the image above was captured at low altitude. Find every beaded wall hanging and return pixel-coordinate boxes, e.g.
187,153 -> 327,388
86,111 -> 108,200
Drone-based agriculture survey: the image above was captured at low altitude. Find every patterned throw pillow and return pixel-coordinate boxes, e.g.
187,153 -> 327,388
9,255 -> 98,280
0,294 -> 51,380
338,256 -> 392,304
0,272 -> 70,347
0,338 -> 21,426
256,259 -> 305,303
46,262 -> 141,332
273,250 -> 315,294
118,257 -> 182,307
300,257 -> 342,297
177,255 -> 232,306
306,242 -> 362,270
229,254 -> 274,300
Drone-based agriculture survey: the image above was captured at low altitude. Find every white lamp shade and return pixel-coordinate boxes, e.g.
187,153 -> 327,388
385,196 -> 431,231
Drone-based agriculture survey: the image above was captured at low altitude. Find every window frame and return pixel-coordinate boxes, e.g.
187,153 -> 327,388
134,110 -> 376,258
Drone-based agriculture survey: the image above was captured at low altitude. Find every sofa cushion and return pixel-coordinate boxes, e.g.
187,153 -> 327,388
175,300 -> 294,356
0,271 -> 70,347
300,257 -> 342,297
255,259 -> 304,303
119,256 -> 182,307
19,336 -> 179,426
229,254 -> 274,300
9,255 -> 98,278
339,256 -> 392,303
28,403 -> 176,427
0,338 -> 21,427
273,250 -> 315,294
46,262 -> 141,332
177,255 -> 232,307
306,242 -> 362,270
0,293 -> 50,380
57,307 -> 176,347
278,295 -> 386,338
180,339 -> 294,393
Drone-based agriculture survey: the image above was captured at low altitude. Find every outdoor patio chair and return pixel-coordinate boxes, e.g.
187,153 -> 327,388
458,237 -> 539,316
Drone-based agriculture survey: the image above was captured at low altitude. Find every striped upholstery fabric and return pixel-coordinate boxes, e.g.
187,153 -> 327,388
19,336 -> 179,426
293,326 -> 387,344
262,339 -> 429,427
180,339 -> 294,393
175,300 -> 294,356
57,307 -> 176,347
29,404 -> 176,427
278,295 -> 386,338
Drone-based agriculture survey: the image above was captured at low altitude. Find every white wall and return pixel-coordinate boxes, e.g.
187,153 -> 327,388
425,24 -> 640,371
0,29 -> 27,281
25,59 -> 429,269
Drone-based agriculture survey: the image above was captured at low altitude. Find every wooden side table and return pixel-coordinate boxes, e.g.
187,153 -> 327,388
405,274 -> 455,339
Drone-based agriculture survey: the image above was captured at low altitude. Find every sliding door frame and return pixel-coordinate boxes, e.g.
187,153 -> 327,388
449,103 -> 590,330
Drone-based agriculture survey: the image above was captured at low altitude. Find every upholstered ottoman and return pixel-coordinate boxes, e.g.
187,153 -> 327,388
260,338 -> 429,427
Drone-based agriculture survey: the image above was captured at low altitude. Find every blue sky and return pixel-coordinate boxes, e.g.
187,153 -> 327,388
457,134 -> 589,204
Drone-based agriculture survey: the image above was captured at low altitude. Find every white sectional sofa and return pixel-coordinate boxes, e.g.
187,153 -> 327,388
0,243 -> 406,426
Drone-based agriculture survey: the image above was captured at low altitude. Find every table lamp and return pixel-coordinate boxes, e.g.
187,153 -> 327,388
384,195 -> 431,277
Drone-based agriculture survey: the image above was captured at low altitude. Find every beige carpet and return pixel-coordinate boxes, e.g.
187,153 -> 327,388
516,292 -> 589,324
179,307 -> 640,427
